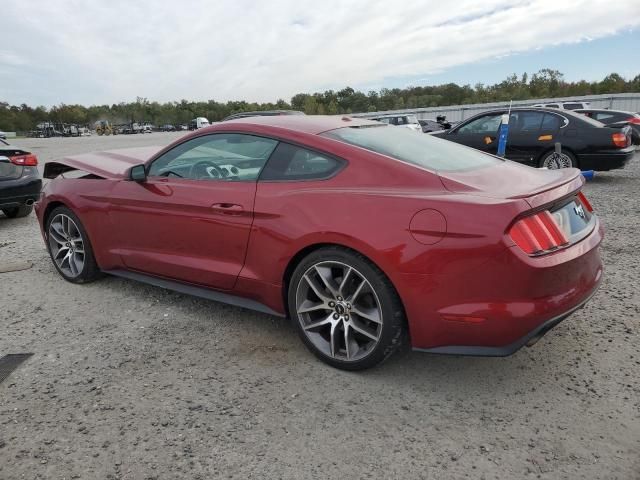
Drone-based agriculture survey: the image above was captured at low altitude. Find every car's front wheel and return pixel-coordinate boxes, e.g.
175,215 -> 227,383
288,247 -> 406,370
46,206 -> 101,283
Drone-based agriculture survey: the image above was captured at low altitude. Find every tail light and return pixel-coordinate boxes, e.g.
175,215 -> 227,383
510,191 -> 595,255
10,154 -> 38,166
577,191 -> 593,212
509,210 -> 568,255
611,132 -> 629,148
626,117 -> 640,125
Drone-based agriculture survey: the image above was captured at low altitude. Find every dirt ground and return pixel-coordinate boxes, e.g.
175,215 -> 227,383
1,134 -> 638,479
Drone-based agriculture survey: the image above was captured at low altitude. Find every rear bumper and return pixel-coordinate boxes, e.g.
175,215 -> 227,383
413,280 -> 600,356
400,219 -> 604,354
0,175 -> 42,209
577,148 -> 635,171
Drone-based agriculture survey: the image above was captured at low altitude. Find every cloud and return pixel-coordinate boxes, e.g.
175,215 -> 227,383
1,0 -> 638,105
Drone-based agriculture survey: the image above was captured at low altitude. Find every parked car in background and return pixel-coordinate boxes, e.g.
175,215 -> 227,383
533,101 -> 591,110
179,124 -> 188,131
0,138 -> 41,218
418,115 -> 453,133
141,123 -> 153,134
189,117 -> 210,130
161,124 -> 176,132
222,110 -> 304,122
0,131 -> 7,140
431,107 -> 634,170
575,109 -> 640,145
37,115 -> 602,370
370,114 -> 421,132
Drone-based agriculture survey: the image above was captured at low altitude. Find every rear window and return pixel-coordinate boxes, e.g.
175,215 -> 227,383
322,125 -> 502,172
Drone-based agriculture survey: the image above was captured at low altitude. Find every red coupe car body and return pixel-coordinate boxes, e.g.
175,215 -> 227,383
36,116 -> 603,355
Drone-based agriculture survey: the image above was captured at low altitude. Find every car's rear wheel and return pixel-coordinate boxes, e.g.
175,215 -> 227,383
539,149 -> 577,169
46,206 -> 101,283
288,247 -> 405,370
2,205 -> 33,218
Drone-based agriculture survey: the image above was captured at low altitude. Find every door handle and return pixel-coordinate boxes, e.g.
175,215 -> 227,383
211,203 -> 244,215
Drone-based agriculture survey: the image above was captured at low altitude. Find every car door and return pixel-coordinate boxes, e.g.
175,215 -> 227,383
442,112 -> 503,155
504,110 -> 545,165
108,133 -> 278,290
505,111 -> 563,165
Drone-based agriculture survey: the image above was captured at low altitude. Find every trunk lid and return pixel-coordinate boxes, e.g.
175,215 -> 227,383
438,160 -> 583,208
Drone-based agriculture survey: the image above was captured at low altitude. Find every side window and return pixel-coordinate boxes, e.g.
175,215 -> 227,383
547,104 -> 560,109
509,111 -> 545,133
260,143 -> 344,181
456,114 -> 503,134
396,117 -> 407,125
148,134 -> 278,181
376,118 -> 391,124
540,113 -> 562,131
563,103 -> 583,110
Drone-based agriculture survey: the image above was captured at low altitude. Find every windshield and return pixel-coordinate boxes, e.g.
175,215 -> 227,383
406,114 -> 419,124
323,125 -> 502,172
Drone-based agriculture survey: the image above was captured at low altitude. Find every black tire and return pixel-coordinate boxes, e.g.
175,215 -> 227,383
45,206 -> 102,284
2,204 -> 33,218
538,148 -> 577,169
288,246 -> 406,371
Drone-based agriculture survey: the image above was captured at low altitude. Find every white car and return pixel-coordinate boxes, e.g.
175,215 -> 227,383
370,114 -> 421,132
532,101 -> 591,110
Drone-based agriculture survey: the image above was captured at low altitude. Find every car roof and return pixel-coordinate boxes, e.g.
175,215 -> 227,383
575,108 -> 636,114
222,110 -> 305,121
372,113 -> 413,118
212,115 -> 380,135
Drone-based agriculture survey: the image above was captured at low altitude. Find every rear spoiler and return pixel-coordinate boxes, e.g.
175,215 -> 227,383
523,171 -> 584,210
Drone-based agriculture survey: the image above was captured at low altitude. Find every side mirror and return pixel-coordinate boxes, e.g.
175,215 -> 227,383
129,164 -> 147,182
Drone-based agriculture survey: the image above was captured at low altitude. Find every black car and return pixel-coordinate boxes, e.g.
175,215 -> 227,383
575,109 -> 640,145
222,110 -> 305,122
419,115 -> 453,133
0,139 -> 42,218
431,107 -> 635,170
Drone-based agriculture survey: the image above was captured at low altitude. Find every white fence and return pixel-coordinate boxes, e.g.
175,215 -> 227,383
350,93 -> 640,123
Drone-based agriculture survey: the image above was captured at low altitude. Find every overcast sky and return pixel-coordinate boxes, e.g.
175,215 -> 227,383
1,0 -> 639,106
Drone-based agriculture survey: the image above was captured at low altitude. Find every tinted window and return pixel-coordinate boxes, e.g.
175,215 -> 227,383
260,143 -> 343,181
509,111 -> 544,133
563,103 -> 583,110
323,125 -> 502,172
547,104 -> 560,108
456,114 -> 503,134
540,113 -> 562,131
148,134 -> 278,181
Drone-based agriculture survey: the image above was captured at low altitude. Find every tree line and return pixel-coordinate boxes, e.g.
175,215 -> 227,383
1,70 -> 638,132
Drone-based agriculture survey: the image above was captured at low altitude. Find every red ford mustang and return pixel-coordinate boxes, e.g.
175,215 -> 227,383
36,116 -> 603,370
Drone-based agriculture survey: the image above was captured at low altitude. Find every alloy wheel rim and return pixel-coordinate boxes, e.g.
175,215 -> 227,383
48,214 -> 85,278
295,261 -> 383,362
543,152 -> 573,169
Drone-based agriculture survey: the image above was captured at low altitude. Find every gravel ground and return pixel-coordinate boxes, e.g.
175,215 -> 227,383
1,134 -> 638,480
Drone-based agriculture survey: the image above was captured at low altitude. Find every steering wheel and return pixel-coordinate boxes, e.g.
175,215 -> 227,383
189,160 -> 225,179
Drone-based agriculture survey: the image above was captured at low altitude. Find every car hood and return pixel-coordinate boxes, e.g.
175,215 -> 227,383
438,160 -> 583,205
43,146 -> 162,179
